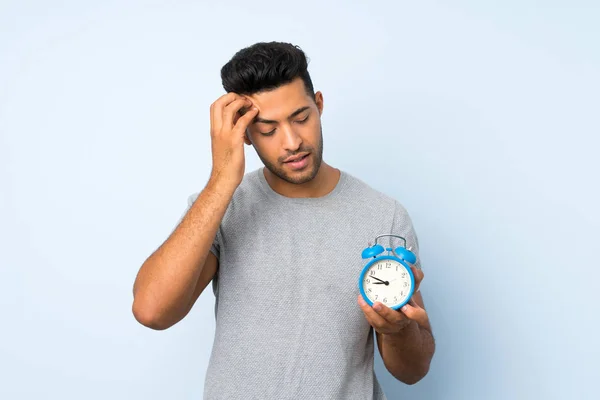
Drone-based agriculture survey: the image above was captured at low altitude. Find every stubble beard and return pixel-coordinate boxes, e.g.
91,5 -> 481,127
257,125 -> 324,185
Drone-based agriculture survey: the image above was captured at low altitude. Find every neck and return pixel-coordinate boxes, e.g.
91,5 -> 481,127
263,162 -> 340,198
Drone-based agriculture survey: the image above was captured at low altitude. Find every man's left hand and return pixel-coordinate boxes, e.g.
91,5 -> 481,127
357,265 -> 428,335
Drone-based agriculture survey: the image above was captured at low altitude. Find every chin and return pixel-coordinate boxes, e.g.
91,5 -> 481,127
285,171 -> 317,184
259,146 -> 323,185
276,162 -> 320,185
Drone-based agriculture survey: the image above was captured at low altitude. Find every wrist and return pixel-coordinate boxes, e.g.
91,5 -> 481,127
386,319 -> 419,339
206,173 -> 239,197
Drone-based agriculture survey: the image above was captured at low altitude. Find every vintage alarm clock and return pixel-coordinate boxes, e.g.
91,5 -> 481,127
358,234 -> 418,310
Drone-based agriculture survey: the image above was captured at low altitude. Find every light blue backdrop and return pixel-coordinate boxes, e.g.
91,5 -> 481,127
1,1 -> 598,399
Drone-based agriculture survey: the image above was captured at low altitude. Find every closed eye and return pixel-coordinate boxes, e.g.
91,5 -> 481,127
259,116 -> 309,136
261,129 -> 276,136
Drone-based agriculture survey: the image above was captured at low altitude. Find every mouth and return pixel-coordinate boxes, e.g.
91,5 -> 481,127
283,152 -> 310,163
282,152 -> 311,170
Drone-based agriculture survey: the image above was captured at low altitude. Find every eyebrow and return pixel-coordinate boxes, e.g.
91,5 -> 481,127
254,106 -> 311,124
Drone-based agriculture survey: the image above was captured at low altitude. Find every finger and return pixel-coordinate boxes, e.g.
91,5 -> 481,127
211,92 -> 242,133
411,266 -> 424,292
400,301 -> 428,326
371,301 -> 407,326
223,98 -> 253,131
221,97 -> 250,130
357,295 -> 390,331
233,106 -> 258,136
232,99 -> 254,125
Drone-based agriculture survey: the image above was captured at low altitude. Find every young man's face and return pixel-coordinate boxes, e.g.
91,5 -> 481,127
243,77 -> 324,185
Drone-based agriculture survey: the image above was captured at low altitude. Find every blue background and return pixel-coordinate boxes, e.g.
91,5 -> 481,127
1,1 -> 598,398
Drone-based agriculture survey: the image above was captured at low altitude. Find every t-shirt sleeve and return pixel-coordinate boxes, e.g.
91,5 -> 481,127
391,200 -> 422,270
177,193 -> 221,260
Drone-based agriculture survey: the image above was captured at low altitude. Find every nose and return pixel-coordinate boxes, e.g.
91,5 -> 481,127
281,124 -> 302,152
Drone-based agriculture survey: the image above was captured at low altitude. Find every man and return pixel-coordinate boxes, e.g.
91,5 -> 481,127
132,41 -> 435,399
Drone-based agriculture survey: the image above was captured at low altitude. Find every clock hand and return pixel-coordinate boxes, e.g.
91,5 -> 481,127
370,276 -> 389,285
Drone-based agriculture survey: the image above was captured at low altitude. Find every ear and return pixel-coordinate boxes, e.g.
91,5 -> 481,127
314,91 -> 324,116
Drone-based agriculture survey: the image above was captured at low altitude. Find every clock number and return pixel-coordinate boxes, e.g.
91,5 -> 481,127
403,282 -> 408,287
366,279 -> 370,283
370,270 -> 375,276
383,297 -> 387,303
375,295 -> 378,300
377,265 -> 382,270
367,288 -> 372,293
394,296 -> 398,302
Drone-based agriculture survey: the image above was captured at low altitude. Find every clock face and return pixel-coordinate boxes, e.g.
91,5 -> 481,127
361,258 -> 413,308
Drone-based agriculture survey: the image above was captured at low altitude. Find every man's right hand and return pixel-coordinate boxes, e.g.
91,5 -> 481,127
209,92 -> 258,190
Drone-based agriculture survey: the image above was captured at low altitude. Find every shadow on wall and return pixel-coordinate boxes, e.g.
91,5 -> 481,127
372,244 -> 501,399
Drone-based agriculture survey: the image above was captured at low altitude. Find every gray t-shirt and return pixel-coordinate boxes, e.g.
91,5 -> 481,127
186,167 -> 422,400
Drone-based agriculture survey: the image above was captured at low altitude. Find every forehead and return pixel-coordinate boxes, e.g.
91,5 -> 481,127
247,78 -> 311,116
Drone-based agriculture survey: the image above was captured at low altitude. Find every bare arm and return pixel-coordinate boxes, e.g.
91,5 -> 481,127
131,92 -> 258,330
375,291 -> 435,384
131,180 -> 235,330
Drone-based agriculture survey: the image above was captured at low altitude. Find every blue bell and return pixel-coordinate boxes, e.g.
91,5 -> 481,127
394,246 -> 417,264
361,244 -> 384,259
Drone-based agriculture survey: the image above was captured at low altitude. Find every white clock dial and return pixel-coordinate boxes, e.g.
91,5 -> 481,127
362,259 -> 412,308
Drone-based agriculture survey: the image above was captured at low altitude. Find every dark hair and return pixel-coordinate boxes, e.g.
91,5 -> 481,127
220,41 -> 315,98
